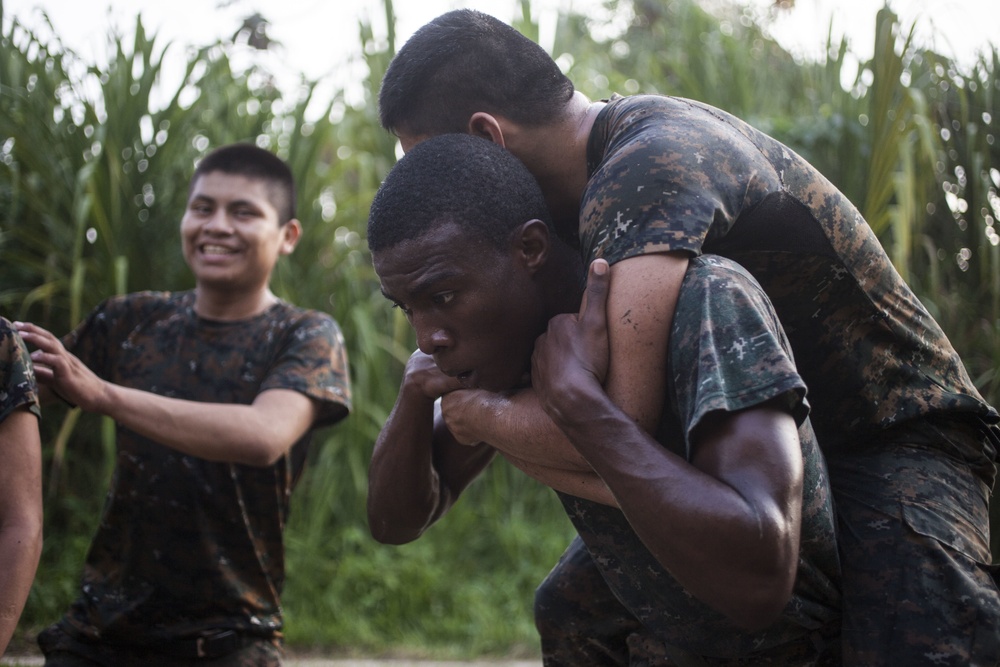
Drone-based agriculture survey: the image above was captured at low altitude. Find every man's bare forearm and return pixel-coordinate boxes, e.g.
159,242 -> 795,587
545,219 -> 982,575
502,452 -> 616,506
368,379 -> 497,544
94,384 -> 316,466
0,409 -> 43,655
442,387 -> 594,472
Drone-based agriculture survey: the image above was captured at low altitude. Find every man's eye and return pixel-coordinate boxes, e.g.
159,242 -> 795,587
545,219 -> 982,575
391,302 -> 412,316
433,293 -> 455,306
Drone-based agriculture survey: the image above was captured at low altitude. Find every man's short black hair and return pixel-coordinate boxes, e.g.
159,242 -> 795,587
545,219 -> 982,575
190,143 -> 297,225
367,134 -> 553,253
378,10 -> 575,136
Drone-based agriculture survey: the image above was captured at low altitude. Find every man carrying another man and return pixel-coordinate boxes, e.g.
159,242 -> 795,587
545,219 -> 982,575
367,133 -> 842,664
373,10 -> 1000,665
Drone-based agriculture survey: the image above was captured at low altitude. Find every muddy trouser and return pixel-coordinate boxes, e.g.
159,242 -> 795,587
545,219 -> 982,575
37,622 -> 283,667
534,536 -> 839,666
535,535 -> 659,666
826,429 -> 1000,666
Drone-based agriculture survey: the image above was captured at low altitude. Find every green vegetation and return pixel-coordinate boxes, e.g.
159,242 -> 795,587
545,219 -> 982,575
1,0 -> 997,658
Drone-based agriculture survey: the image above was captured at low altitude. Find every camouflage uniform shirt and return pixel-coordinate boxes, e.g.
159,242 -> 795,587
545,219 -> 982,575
560,255 -> 841,659
0,316 -> 40,422
56,291 -> 351,645
583,94 -> 997,473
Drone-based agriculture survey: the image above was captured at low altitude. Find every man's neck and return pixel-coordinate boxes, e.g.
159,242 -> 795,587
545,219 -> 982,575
505,92 -> 606,230
542,241 -> 588,319
193,286 -> 278,321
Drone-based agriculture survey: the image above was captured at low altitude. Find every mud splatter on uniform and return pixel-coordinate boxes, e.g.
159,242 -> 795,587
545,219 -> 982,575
37,291 -> 351,666
583,95 -> 997,454
0,316 -> 40,422
559,93 -> 999,665
538,256 -> 841,665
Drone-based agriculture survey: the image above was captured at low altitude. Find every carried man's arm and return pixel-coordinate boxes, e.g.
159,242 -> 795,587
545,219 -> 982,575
370,349 -> 620,544
441,389 -> 619,504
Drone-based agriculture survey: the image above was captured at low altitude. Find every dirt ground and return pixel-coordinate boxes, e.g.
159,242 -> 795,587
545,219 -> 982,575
1,654 -> 539,667
290,661 -> 538,667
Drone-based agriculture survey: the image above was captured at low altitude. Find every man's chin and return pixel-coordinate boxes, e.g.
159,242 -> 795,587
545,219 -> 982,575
475,372 -> 531,394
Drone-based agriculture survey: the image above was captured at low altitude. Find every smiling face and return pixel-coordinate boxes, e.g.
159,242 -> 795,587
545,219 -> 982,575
181,171 -> 300,298
374,220 -> 549,392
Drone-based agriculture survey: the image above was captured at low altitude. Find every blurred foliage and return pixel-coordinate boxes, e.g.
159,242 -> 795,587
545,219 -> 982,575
1,0 -> 998,657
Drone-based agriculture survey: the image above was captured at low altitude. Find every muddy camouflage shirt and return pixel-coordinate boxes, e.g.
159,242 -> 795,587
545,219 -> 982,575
583,94 -> 997,459
0,316 -> 40,422
58,291 -> 351,643
560,255 -> 841,658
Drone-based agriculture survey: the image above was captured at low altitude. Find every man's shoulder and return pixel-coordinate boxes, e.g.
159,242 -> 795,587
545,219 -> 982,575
267,298 -> 327,319
0,316 -> 19,347
675,255 -> 780,347
603,94 -> 738,133
605,92 -> 684,113
683,255 -> 763,293
91,290 -> 190,319
0,316 -> 31,363
263,300 -> 341,337
0,317 -> 38,412
596,94 -> 766,177
255,301 -> 352,420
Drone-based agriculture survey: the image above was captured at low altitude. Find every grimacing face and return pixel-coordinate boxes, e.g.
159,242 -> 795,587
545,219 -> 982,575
373,221 -> 548,392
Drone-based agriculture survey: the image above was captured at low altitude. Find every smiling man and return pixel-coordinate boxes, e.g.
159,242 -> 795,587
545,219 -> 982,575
16,143 -> 352,666
366,134 -> 842,664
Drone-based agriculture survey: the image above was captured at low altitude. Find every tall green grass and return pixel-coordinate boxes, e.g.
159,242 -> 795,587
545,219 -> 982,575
1,0 -> 998,656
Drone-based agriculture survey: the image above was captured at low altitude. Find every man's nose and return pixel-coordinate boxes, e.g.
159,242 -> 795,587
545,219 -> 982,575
203,209 -> 234,232
414,320 -> 452,355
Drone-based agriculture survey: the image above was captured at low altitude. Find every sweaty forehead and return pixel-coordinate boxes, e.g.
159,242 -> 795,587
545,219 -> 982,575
373,228 -> 505,299
374,240 -> 461,294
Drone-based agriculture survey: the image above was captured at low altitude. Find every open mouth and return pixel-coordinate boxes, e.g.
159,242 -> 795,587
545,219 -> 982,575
436,362 -> 479,388
200,244 -> 238,255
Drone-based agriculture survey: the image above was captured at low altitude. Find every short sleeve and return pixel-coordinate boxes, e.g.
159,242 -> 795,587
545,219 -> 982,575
581,96 -> 768,266
62,292 -> 168,379
668,256 -> 808,458
259,311 -> 351,428
0,317 -> 40,422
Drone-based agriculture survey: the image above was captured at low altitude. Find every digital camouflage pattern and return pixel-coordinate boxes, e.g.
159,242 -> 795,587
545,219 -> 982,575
536,539 -> 840,667
579,94 -> 1000,664
553,256 -> 841,663
535,535 -> 657,667
827,439 -> 1000,666
0,316 -> 40,422
583,94 -> 998,461
37,291 -> 351,659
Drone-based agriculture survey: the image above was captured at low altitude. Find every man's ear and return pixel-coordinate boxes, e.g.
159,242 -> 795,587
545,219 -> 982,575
279,219 -> 302,255
468,112 -> 506,147
513,220 -> 550,272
